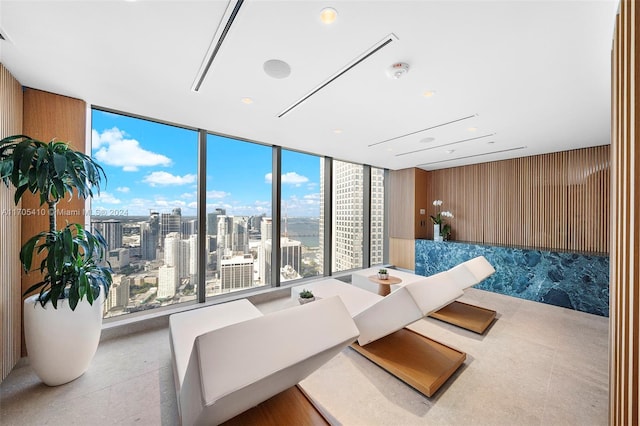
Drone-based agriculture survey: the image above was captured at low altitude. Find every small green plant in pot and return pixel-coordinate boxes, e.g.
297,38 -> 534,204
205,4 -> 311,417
378,268 -> 389,280
0,134 -> 112,386
298,289 -> 315,304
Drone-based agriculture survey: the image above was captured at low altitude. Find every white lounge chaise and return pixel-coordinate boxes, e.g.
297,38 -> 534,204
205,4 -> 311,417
429,256 -> 497,334
292,273 -> 466,397
169,296 -> 359,425
352,256 -> 498,334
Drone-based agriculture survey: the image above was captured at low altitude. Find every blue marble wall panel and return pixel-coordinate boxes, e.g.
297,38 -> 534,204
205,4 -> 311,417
415,240 -> 609,317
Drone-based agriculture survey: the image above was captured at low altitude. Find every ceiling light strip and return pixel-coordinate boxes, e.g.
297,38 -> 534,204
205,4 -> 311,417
417,146 -> 527,166
191,0 -> 244,92
368,114 -> 477,147
278,34 -> 398,118
395,133 -> 495,157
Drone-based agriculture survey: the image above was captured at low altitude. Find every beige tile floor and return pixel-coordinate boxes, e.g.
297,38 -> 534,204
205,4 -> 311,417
0,288 -> 609,425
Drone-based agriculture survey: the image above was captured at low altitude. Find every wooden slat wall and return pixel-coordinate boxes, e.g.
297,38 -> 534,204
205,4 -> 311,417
0,64 -> 23,382
611,1 -> 639,424
425,146 -> 610,253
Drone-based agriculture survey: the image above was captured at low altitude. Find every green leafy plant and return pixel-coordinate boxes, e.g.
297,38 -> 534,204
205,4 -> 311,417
0,135 -> 112,309
378,268 -> 388,275
299,289 -> 314,299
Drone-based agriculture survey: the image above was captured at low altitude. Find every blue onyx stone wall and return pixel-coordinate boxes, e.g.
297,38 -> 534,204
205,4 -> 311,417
415,240 -> 609,317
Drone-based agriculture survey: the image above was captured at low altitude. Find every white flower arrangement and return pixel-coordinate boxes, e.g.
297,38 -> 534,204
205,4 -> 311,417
431,200 -> 454,239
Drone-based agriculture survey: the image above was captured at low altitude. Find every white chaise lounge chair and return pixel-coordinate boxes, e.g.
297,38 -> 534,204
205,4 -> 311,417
429,256 -> 497,334
169,296 -> 359,426
352,256 -> 497,334
292,273 -> 466,397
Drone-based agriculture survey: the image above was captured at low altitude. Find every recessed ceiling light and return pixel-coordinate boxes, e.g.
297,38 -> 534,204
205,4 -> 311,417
420,137 -> 435,143
467,127 -> 477,132
320,7 -> 338,24
423,91 -> 436,97
333,129 -> 343,134
386,148 -> 393,152
241,98 -> 253,104
445,149 -> 455,154
263,59 -> 291,79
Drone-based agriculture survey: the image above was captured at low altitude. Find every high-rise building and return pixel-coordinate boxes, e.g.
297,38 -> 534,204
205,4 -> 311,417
206,208 -> 226,236
157,265 -> 177,299
104,274 -> 130,314
220,254 -> 254,292
319,161 -> 384,272
260,217 -> 303,285
370,168 -> 385,265
160,208 -> 182,244
107,248 -> 130,270
92,219 -> 123,250
140,212 -> 159,261
216,216 -> 249,271
181,219 -> 197,237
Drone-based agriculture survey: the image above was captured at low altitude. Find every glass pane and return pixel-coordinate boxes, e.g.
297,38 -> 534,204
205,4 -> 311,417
91,110 -> 198,319
279,150 -> 323,283
370,167 -> 385,265
331,160 -> 364,272
205,134 -> 272,296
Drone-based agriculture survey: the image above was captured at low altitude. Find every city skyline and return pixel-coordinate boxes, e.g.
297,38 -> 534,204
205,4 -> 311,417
91,109 -> 322,218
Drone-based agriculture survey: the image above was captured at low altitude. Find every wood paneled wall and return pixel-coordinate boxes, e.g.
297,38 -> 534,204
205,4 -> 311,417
0,64 -> 23,382
610,2 -> 639,424
425,146 -> 610,254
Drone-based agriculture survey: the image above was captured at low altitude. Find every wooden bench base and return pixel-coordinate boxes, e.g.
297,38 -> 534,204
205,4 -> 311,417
430,300 -> 497,334
350,328 -> 466,397
222,385 -> 329,426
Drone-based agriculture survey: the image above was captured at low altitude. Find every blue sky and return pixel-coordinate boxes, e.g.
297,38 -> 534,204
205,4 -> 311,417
91,110 -> 321,217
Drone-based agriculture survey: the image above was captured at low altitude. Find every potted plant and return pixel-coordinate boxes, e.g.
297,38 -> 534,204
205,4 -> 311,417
298,289 -> 315,304
0,134 -> 112,386
431,200 -> 454,241
378,268 -> 389,280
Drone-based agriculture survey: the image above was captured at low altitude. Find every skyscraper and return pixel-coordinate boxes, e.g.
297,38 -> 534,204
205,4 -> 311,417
160,208 -> 182,244
319,161 -> 385,272
92,219 -> 123,250
220,254 -> 254,292
140,212 -> 159,261
206,208 -> 226,236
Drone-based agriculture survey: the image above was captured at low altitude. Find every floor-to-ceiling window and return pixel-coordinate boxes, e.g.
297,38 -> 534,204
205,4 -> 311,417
91,109 -> 198,318
279,150 -> 323,283
205,134 -> 272,296
91,108 -> 387,318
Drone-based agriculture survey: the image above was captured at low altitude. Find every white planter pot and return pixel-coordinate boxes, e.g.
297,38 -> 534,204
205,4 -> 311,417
23,288 -> 104,386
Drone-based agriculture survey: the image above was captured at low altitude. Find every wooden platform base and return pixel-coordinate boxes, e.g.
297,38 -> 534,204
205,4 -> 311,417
350,328 -> 466,397
222,385 -> 329,426
430,300 -> 497,334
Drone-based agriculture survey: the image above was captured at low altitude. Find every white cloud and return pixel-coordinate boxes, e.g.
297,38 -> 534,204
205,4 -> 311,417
116,186 -> 130,193
93,192 -> 121,204
207,190 -> 230,199
143,171 -> 196,187
92,127 -> 172,171
264,172 -> 309,186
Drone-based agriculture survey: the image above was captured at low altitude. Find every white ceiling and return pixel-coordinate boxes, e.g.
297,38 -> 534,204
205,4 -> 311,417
0,0 -> 618,171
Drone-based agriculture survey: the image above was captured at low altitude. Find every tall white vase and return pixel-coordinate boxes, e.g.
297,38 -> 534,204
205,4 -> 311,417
23,288 -> 104,386
433,224 -> 442,241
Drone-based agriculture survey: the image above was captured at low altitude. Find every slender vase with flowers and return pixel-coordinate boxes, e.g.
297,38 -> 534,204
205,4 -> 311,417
430,200 -> 454,241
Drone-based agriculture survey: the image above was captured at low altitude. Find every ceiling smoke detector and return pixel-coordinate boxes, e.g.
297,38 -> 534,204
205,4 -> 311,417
387,62 -> 409,79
